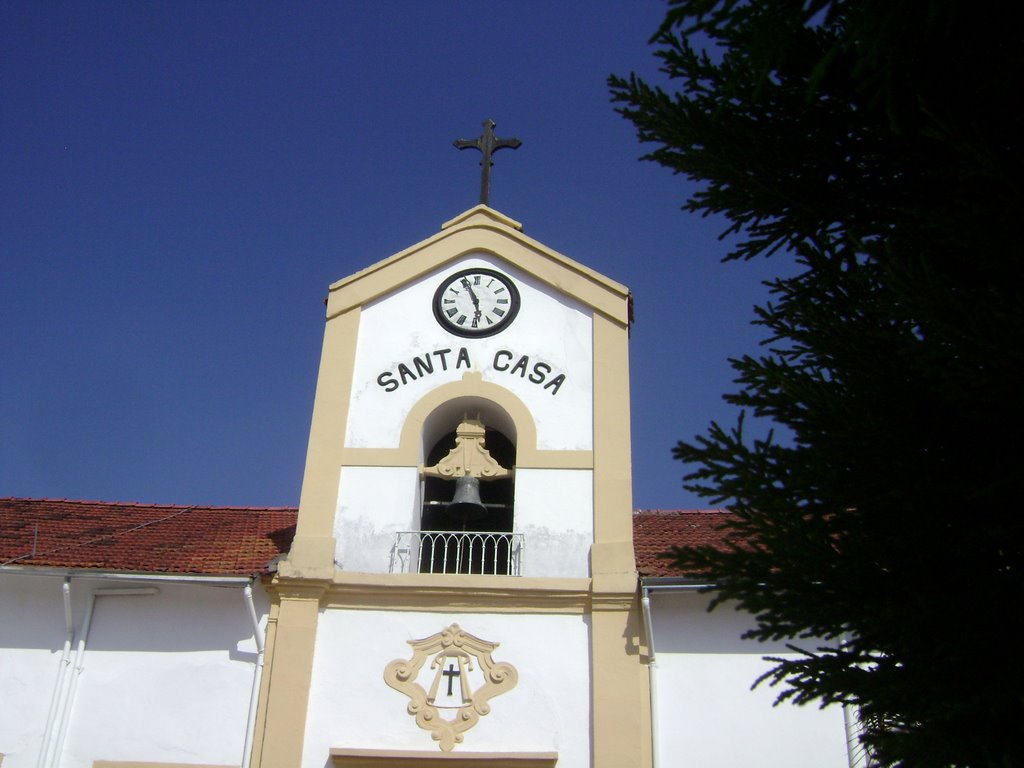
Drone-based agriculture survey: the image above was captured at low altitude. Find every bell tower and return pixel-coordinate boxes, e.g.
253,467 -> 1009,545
254,195 -> 646,766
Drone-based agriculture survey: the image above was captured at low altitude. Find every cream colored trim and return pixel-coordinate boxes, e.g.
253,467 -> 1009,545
326,208 -> 629,324
590,598 -> 651,768
284,307 -> 360,577
252,581 -> 328,767
342,446 -> 592,470
441,206 -> 523,232
324,572 -> 591,614
330,749 -> 557,767
591,313 -> 634,553
590,587 -> 640,611
587,312 -> 650,767
93,764 -> 236,768
400,373 -> 536,461
247,596 -> 278,768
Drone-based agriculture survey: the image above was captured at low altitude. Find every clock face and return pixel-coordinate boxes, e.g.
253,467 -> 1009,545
432,267 -> 521,337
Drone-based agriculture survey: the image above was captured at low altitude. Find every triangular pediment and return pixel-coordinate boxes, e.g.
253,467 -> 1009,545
326,206 -> 629,325
439,204 -> 525,232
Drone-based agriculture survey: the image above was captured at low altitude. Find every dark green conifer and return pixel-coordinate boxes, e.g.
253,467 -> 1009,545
611,2 -> 1024,765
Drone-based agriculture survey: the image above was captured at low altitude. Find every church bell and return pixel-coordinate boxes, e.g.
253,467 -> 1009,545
446,475 -> 487,522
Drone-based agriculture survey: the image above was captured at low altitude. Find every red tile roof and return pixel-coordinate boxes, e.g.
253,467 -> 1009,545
2,499 -> 731,579
0,498 -> 297,576
633,508 -> 738,578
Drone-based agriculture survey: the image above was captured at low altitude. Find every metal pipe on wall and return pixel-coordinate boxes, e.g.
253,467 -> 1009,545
240,582 -> 266,768
36,579 -> 75,768
640,580 -> 717,768
641,588 -> 660,768
48,588 -> 158,768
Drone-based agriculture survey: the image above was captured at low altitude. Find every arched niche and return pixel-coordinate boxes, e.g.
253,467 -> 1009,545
420,397 -> 518,462
403,375 -> 533,576
398,372 -> 538,465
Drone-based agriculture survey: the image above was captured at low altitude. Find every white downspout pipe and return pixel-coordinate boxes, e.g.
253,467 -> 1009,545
639,581 -> 715,768
240,581 -> 266,768
36,578 -> 75,768
48,588 -> 157,768
843,703 -> 863,767
641,587 -> 659,768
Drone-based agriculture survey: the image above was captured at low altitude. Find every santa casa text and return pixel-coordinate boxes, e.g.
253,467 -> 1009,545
376,347 -> 566,395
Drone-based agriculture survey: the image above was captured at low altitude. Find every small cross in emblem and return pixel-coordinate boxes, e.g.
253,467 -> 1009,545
442,661 -> 460,696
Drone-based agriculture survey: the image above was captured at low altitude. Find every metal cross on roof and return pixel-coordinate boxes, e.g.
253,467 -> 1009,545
453,119 -> 521,206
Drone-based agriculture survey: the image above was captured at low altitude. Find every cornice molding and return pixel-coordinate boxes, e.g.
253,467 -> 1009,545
269,572 -> 645,614
269,576 -> 331,603
321,572 -> 592,614
330,749 -> 558,767
589,590 -> 638,611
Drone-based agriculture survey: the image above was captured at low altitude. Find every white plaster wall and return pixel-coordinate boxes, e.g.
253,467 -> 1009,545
650,590 -> 849,768
345,255 -> 593,451
302,609 -> 591,768
0,573 -> 267,768
334,467 -> 593,577
0,574 -> 65,767
334,465 -> 420,573
514,469 -> 593,578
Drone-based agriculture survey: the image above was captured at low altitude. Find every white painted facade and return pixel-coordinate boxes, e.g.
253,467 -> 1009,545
0,572 -> 267,768
333,465 -> 593,578
331,250 -> 597,579
268,207 -> 637,766
646,588 -> 851,768
334,465 -> 419,574
511,468 -> 592,578
344,254 -> 593,452
303,610 -> 591,768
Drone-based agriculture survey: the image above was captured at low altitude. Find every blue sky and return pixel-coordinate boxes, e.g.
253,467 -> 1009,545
1,1 -> 782,510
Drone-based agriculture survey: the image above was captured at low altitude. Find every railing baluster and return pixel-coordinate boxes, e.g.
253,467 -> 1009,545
389,531 -> 523,575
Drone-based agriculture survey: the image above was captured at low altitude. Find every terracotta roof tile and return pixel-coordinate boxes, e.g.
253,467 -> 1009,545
0,498 -> 297,576
633,508 -> 739,578
4,498 -> 737,579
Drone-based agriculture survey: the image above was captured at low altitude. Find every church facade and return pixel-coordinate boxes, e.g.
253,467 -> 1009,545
1,206 -> 853,767
260,205 -> 643,767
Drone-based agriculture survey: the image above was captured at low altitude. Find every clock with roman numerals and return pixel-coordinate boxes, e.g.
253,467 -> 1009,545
432,267 -> 521,337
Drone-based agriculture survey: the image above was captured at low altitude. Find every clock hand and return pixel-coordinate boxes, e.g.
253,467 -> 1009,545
461,278 -> 481,308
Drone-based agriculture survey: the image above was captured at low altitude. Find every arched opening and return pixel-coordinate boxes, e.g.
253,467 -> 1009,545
417,416 -> 519,575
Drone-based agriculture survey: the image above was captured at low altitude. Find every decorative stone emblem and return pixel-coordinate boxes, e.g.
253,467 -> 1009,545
420,417 -> 511,481
384,623 -> 518,751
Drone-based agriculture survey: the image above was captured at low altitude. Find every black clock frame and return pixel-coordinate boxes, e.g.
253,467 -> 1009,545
432,267 -> 521,338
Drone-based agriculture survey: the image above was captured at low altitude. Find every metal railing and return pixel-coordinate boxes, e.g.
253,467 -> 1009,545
389,531 -> 524,576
